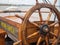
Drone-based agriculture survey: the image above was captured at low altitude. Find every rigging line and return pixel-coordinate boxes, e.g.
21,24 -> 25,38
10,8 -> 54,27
42,0 -> 48,3
47,0 -> 51,4
54,13 -> 57,22
42,0 -> 51,4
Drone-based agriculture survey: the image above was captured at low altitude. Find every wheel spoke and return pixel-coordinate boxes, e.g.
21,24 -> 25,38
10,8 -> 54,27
27,31 -> 39,38
45,0 -> 57,24
45,36 -> 49,45
52,39 -> 58,45
38,9 -> 43,22
49,22 -> 58,27
36,36 -> 42,45
32,23 -> 40,28
45,12 -> 52,24
50,32 -> 57,38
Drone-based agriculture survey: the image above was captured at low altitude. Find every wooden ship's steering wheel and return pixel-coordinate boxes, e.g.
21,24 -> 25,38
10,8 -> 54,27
20,1 -> 60,45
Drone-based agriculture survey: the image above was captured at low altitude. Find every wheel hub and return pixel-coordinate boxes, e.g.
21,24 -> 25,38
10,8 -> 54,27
39,24 -> 50,36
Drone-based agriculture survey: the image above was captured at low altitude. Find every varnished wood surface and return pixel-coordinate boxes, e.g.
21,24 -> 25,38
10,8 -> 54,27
0,29 -> 6,45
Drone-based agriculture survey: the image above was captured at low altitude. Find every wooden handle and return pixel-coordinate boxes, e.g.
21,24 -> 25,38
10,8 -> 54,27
13,41 -> 21,45
15,14 -> 24,20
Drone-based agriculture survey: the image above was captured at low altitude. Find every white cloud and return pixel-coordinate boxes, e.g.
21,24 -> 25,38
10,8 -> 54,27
0,0 -> 9,4
9,0 -> 20,4
0,0 -> 59,5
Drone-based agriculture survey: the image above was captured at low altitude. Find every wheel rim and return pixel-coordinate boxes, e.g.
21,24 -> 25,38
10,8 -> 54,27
22,3 -> 60,45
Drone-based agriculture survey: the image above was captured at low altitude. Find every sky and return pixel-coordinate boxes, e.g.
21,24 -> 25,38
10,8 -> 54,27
0,0 -> 60,5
